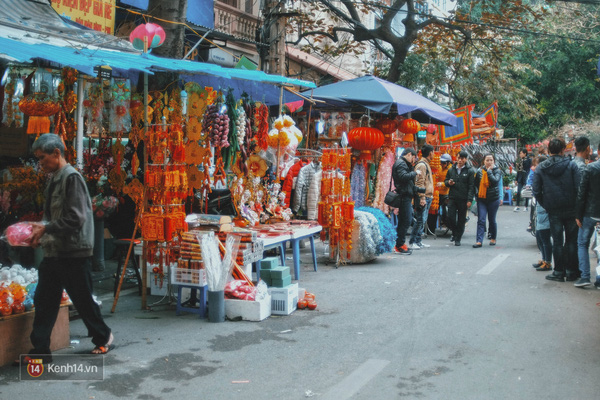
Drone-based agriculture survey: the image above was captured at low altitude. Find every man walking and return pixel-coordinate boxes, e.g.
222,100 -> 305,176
532,138 -> 581,282
392,148 -> 421,255
444,151 -> 475,246
514,149 -> 532,212
437,154 -> 452,228
409,144 -> 434,250
574,152 -> 600,288
29,134 -> 113,361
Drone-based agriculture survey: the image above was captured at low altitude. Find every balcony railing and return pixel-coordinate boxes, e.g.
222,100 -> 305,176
214,2 -> 260,42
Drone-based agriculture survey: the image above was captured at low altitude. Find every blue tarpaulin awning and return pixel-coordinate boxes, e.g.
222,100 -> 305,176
0,36 -> 316,92
119,0 -> 215,29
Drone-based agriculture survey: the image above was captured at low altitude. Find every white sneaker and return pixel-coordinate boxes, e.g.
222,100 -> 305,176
410,243 -> 422,250
523,207 -> 528,212
513,207 -> 520,212
420,243 -> 431,248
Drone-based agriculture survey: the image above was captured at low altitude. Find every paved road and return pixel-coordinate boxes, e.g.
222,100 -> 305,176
1,205 -> 599,399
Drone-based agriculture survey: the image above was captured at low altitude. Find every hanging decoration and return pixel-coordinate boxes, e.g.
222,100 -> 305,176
18,93 -> 60,135
83,79 -> 104,136
254,103 -> 269,150
129,23 -> 166,51
109,78 -> 131,134
2,71 -> 24,128
319,148 -> 353,261
399,118 -> 421,135
348,126 -> 384,161
372,150 -> 396,214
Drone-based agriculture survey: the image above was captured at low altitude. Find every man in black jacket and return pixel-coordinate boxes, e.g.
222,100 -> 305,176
574,157 -> 600,288
532,138 -> 581,282
392,148 -> 420,255
514,149 -> 532,212
444,151 -> 475,246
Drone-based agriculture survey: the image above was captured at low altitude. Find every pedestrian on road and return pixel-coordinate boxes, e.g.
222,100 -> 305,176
514,149 -> 532,212
437,153 -> 452,229
444,151 -> 475,247
574,153 -> 600,288
573,136 -> 590,174
392,148 -> 421,255
530,155 -> 553,272
409,144 -> 434,250
473,153 -> 502,247
29,133 -> 113,362
532,138 -> 581,282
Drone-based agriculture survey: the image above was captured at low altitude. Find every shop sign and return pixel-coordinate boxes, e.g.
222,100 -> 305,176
51,0 -> 116,35
0,127 -> 28,157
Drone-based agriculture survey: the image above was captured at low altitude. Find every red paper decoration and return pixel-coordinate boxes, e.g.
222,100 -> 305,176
348,127 -> 384,161
375,118 -> 398,135
129,23 -> 166,51
399,118 -> 421,135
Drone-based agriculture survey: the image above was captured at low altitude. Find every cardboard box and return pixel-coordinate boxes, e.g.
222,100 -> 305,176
0,305 -> 69,367
268,283 -> 298,315
225,294 -> 271,321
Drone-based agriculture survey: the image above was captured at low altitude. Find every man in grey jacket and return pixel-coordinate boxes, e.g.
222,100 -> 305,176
28,134 -> 113,362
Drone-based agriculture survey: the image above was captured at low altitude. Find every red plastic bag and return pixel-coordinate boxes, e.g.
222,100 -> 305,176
3,222 -> 34,247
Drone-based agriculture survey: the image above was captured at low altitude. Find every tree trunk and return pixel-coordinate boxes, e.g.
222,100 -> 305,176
147,0 -> 187,59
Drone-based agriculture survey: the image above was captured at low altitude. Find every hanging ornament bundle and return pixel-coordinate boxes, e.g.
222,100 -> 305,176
318,148 -> 354,261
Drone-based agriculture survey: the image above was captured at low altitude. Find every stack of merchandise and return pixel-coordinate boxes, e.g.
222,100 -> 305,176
259,256 -> 291,288
217,230 -> 263,267
173,231 -> 206,286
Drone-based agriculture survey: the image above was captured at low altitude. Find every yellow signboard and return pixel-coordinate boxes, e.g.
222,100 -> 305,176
51,0 -> 116,35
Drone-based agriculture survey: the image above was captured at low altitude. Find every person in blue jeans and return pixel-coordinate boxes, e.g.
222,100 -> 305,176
473,154 -> 502,247
574,155 -> 600,288
409,144 -> 434,250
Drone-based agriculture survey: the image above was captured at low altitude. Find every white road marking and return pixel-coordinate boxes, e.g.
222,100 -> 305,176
477,253 -> 510,275
321,359 -> 390,400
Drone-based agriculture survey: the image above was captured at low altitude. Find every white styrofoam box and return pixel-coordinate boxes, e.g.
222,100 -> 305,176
268,283 -> 298,315
225,294 -> 271,321
147,266 -> 169,296
171,267 -> 207,287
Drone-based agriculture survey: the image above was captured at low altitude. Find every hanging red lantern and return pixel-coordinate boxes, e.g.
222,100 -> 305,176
129,23 -> 166,51
374,118 -> 397,135
399,118 -> 421,135
348,127 -> 384,161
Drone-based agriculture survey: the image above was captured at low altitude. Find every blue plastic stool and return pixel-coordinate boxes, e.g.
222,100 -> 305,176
175,284 -> 207,318
503,189 -> 513,206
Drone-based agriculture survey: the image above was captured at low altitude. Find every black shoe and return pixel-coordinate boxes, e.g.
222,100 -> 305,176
536,264 -> 552,271
545,273 -> 565,282
532,260 -> 544,268
473,243 -> 482,248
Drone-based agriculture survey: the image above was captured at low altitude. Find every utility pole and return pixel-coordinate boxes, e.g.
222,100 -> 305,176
260,0 -> 286,75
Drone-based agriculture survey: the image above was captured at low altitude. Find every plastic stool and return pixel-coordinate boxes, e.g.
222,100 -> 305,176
503,189 -> 513,206
113,239 -> 143,296
175,284 -> 207,318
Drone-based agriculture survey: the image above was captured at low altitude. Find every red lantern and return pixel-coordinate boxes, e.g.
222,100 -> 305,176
375,118 -> 397,135
426,124 -> 437,135
399,118 -> 421,135
348,127 -> 384,161
129,23 -> 166,51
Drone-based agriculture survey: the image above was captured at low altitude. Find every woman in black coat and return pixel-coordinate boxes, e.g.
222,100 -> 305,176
473,153 -> 503,247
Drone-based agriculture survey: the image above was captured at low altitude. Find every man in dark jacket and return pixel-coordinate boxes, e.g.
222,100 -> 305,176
532,138 -> 581,282
29,134 -> 113,362
444,151 -> 475,246
514,149 -> 532,212
574,158 -> 600,288
392,148 -> 420,255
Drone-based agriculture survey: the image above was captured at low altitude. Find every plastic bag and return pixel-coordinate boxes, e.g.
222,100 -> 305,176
225,280 -> 256,301
2,222 -> 34,247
